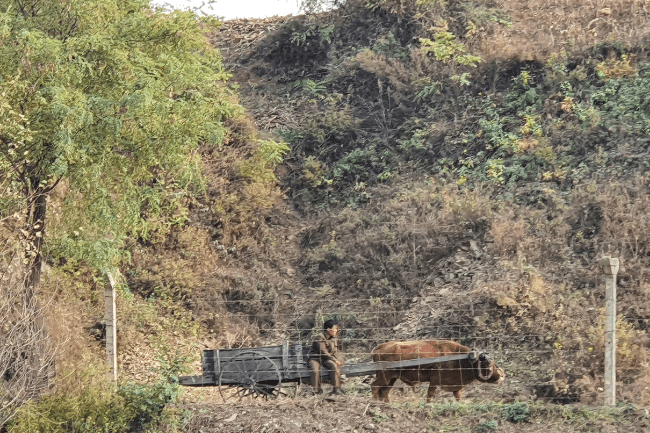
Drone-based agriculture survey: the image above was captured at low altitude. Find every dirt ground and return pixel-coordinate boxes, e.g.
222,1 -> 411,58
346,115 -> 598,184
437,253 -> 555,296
181,390 -> 650,433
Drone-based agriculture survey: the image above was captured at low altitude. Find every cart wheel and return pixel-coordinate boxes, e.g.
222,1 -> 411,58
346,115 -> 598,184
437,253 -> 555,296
218,351 -> 283,402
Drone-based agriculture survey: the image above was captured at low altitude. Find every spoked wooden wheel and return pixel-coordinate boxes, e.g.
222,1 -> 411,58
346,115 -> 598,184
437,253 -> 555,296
218,351 -> 284,401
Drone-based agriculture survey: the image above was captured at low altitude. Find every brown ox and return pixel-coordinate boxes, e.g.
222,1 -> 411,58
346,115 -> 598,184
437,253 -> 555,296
371,340 -> 505,402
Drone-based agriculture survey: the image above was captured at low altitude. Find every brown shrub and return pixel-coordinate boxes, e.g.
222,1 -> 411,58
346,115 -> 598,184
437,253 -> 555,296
296,180 -> 493,323
570,176 -> 650,296
489,212 -> 527,257
353,49 -> 414,93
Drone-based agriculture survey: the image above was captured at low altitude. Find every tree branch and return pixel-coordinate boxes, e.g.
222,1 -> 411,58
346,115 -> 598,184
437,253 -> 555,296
0,135 -> 26,182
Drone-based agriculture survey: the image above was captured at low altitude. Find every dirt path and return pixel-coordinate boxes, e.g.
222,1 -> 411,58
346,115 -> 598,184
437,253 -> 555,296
182,392 -> 650,433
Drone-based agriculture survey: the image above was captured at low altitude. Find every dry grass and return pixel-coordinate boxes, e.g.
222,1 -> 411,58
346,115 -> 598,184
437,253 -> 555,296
489,212 -> 527,257
474,177 -> 650,404
480,0 -> 650,60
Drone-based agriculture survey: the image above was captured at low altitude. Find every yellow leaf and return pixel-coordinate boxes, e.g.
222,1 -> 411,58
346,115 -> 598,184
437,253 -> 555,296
497,294 -> 518,308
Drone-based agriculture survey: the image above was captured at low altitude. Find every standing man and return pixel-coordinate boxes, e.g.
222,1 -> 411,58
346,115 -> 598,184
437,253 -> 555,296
309,319 -> 344,395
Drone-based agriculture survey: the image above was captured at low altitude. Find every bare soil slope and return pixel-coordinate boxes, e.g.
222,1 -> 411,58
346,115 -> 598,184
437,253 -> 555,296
204,0 -> 650,409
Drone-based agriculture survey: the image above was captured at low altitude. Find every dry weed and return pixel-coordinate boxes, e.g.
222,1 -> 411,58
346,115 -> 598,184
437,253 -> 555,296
489,212 -> 527,257
353,49 -> 413,93
484,0 -> 650,60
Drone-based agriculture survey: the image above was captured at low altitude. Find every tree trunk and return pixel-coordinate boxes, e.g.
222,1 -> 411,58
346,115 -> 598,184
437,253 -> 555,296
1,181 -> 54,427
22,179 -> 53,392
24,180 -> 46,304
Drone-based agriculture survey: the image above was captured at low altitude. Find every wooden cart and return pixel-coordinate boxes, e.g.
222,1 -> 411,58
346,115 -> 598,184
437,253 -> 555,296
179,341 -> 475,400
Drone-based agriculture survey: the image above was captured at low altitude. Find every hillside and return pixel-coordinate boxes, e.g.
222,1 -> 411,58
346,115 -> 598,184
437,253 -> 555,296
204,0 -> 650,405
5,0 -> 650,432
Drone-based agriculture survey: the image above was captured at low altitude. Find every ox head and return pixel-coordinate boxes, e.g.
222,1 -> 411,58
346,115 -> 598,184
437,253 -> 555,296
472,352 -> 505,384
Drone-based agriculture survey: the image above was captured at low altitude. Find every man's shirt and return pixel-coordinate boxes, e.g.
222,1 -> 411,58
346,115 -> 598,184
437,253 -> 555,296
310,331 -> 342,364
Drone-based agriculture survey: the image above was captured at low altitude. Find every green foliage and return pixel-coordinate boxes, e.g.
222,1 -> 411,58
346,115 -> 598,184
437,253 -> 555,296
414,81 -> 442,103
289,21 -> 334,46
0,0 -> 239,269
369,408 -> 389,423
502,157 -> 533,186
119,349 -> 188,432
377,170 -> 392,181
502,402 -> 530,423
589,64 -> 650,133
239,139 -> 290,184
278,128 -> 305,144
8,349 -> 188,433
397,129 -> 428,151
520,114 -> 543,137
546,51 -> 569,81
479,116 -> 519,150
428,401 -> 472,417
288,78 -> 329,98
451,72 -> 473,86
485,159 -> 505,184
472,73 -> 547,186
476,419 -> 498,432
257,139 -> 291,166
331,141 -> 391,184
419,21 -> 481,68
547,58 -> 650,137
373,31 -> 410,59
462,3 -> 512,28
504,71 -> 541,114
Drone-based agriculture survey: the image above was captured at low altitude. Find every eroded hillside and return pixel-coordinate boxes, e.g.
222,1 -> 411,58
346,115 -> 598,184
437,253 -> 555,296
24,1 -> 650,431
204,0 -> 650,406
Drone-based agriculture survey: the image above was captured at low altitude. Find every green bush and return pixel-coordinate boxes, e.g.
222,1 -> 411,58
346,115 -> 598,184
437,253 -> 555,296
502,402 -> 530,423
9,380 -> 179,433
476,419 -> 499,431
589,64 -> 650,134
8,352 -> 187,433
9,386 -> 131,433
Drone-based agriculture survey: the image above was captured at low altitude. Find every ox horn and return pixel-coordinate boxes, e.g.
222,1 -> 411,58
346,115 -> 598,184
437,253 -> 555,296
476,353 -> 494,381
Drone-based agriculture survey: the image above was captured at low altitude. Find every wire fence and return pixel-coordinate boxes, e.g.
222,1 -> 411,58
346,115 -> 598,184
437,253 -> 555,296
175,295 -> 650,405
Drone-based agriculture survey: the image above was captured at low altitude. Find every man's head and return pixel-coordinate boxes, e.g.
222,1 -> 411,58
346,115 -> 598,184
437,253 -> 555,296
324,319 -> 339,337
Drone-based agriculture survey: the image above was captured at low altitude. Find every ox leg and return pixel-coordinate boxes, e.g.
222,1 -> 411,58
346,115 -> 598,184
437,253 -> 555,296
370,375 -> 387,401
371,375 -> 395,403
426,384 -> 438,403
380,377 -> 398,402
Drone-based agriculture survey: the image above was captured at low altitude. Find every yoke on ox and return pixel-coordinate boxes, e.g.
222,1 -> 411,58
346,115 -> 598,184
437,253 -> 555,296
178,339 -> 504,402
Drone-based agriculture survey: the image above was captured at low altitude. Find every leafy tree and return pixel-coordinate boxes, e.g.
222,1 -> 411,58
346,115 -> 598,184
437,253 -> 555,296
0,0 -> 239,299
0,3 -> 243,420
298,0 -> 341,13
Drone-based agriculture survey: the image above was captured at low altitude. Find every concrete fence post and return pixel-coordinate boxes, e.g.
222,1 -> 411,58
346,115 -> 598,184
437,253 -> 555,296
600,256 -> 619,407
104,270 -> 118,381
